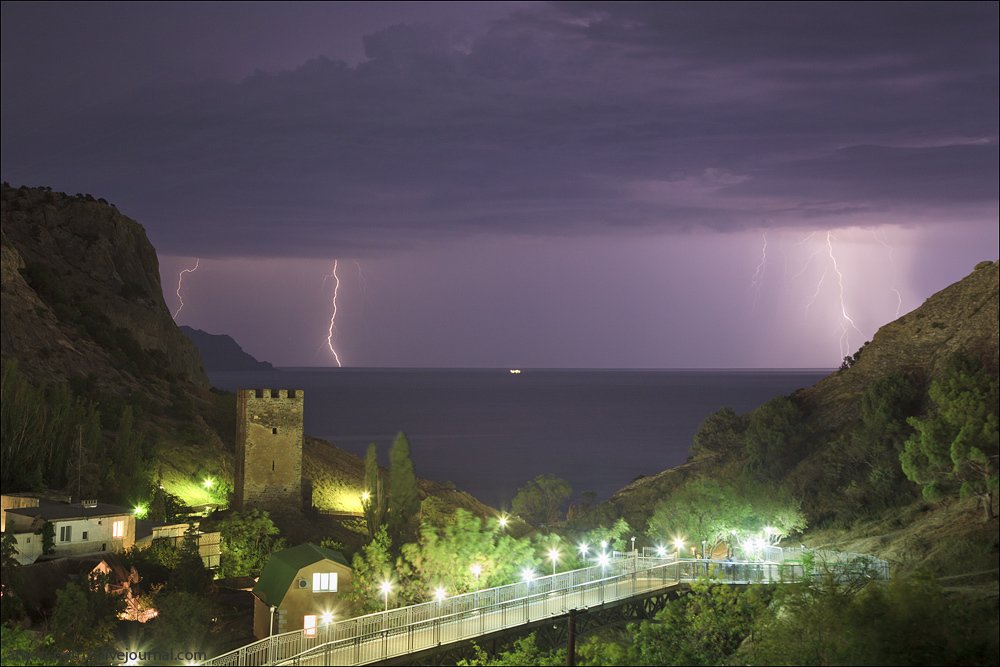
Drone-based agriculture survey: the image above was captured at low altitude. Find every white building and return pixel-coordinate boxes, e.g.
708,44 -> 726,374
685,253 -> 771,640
2,496 -> 136,564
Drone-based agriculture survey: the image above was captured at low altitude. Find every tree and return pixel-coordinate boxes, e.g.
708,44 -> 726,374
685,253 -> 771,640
168,525 -> 214,593
50,576 -> 125,663
901,353 -> 999,519
744,396 -> 805,477
690,407 -> 748,459
1,530 -> 24,623
347,525 -> 395,613
742,574 -> 998,665
363,443 -> 386,540
646,477 -> 805,558
217,510 -> 283,578
38,522 -> 55,555
400,509 -> 538,603
511,475 -> 572,526
0,626 -> 55,666
149,590 -> 216,654
579,580 -> 766,665
459,633 -> 566,666
387,433 -> 420,548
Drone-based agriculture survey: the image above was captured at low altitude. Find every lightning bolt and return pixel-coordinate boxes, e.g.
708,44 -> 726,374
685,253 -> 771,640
826,231 -> 864,359
354,260 -> 369,301
750,231 -> 767,309
172,258 -> 200,319
872,229 -> 902,318
804,267 -> 827,317
325,259 -> 343,367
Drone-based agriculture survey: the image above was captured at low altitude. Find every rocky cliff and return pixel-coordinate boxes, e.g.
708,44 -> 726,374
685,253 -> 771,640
1,184 -> 208,394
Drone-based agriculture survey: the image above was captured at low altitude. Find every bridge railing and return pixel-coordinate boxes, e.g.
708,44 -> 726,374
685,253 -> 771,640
201,550 -> 888,666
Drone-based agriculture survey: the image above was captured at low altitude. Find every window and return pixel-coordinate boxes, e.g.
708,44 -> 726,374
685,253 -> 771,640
82,531 -> 89,541
272,427 -> 279,435
112,520 -> 125,538
303,614 -> 317,637
312,572 -> 338,592
59,525 -> 72,542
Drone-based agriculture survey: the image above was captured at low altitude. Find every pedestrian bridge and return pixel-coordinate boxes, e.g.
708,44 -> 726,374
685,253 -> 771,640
202,548 -> 888,666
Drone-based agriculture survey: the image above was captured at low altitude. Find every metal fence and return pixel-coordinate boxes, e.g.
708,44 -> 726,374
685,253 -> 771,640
202,550 -> 888,666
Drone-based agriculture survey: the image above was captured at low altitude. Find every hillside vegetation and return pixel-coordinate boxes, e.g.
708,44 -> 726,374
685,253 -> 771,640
583,260 -> 998,584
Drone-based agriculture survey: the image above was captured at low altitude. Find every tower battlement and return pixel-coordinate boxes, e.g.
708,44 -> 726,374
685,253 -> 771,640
243,388 -> 303,400
234,388 -> 304,512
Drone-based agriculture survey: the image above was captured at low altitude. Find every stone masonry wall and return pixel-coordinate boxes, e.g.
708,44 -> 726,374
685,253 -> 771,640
235,389 -> 303,512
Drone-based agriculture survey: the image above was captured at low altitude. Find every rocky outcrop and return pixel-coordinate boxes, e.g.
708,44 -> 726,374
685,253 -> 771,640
180,326 -> 274,371
1,183 -> 208,392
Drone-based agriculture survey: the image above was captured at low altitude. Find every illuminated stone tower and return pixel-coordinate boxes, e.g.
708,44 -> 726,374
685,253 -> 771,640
235,388 -> 304,512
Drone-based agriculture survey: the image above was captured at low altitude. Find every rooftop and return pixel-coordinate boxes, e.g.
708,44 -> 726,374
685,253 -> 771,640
6,499 -> 133,521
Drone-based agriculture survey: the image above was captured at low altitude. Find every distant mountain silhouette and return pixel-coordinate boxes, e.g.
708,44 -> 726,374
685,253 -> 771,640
180,326 -> 273,371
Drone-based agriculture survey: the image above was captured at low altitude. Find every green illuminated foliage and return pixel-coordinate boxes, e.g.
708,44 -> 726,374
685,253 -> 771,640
387,433 -> 420,548
217,510 -> 283,578
901,353 -> 999,519
511,474 -> 573,526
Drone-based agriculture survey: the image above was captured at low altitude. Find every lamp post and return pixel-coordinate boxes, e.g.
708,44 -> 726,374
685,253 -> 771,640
270,605 -> 277,636
470,563 -> 482,589
548,548 -> 559,576
380,580 -> 391,613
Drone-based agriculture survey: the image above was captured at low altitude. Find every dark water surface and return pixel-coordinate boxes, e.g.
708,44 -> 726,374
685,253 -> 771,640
207,368 -> 829,507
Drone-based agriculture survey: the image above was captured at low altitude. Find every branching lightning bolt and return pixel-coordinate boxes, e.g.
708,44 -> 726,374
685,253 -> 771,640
172,258 -> 200,319
354,260 -> 369,301
873,229 -> 902,318
750,231 -> 767,309
325,259 -> 343,367
826,232 -> 864,359
804,267 -> 827,317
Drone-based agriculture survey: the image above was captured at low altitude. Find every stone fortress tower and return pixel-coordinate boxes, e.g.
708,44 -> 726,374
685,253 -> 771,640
235,389 -> 304,512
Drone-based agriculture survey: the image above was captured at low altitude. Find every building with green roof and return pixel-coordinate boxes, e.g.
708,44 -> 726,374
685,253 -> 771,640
252,542 -> 353,639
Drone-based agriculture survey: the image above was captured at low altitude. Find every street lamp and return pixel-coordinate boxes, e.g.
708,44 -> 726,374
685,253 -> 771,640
521,567 -> 535,586
380,580 -> 392,613
656,545 -> 667,558
548,548 -> 559,576
673,537 -> 685,556
578,542 -> 589,561
270,605 -> 277,636
470,563 -> 482,588
630,536 -> 636,552
597,552 -> 609,574
497,514 -> 509,530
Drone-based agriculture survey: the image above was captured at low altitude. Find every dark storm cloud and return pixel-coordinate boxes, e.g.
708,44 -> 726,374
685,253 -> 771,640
2,2 -> 996,257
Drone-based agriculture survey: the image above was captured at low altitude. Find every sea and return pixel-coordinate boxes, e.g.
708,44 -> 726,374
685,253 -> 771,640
206,368 -> 830,508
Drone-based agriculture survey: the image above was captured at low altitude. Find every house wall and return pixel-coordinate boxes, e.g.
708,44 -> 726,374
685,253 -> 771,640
0,495 -> 39,532
11,531 -> 44,565
252,558 -> 353,640
50,515 -> 136,555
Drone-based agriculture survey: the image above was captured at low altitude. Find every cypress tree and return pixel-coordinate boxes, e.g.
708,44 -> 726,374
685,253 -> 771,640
387,432 -> 419,547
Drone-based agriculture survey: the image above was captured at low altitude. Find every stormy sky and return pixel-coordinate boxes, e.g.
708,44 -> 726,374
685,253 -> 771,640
2,1 -> 997,368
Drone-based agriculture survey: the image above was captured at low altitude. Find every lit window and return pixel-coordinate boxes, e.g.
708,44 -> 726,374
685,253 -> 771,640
112,520 -> 125,538
312,572 -> 338,592
303,614 -> 317,637
59,525 -> 72,542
